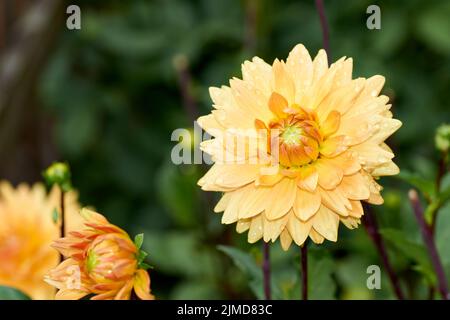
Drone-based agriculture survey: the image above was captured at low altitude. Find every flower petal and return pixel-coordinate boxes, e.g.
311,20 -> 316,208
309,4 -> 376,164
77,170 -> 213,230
340,174 -> 370,200
315,160 -> 344,190
287,213 -> 312,246
312,206 -> 339,242
268,92 -> 289,119
293,189 -> 321,221
134,269 -> 155,300
239,186 -> 271,219
264,178 -> 297,220
296,166 -> 318,192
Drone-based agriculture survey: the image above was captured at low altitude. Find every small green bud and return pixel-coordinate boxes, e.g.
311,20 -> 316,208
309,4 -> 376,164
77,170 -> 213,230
435,124 -> 450,153
43,162 -> 72,192
51,208 -> 60,224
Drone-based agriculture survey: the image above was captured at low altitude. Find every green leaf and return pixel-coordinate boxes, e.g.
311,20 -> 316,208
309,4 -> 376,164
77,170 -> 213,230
0,286 -> 31,300
307,250 -> 337,300
217,245 -> 262,298
380,228 -> 436,284
218,245 -> 282,299
134,233 -> 144,249
397,171 -> 436,200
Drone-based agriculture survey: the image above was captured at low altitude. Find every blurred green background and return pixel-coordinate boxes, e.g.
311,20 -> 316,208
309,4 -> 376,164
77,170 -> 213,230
0,0 -> 449,299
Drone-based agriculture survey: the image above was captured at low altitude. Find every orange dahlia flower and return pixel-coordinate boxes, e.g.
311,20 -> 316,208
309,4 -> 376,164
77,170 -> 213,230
44,208 -> 154,300
0,181 -> 82,299
197,44 -> 401,250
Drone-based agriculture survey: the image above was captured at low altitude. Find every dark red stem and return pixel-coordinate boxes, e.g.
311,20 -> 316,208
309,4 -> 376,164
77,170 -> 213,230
263,242 -> 271,300
362,204 -> 405,299
409,190 -> 449,300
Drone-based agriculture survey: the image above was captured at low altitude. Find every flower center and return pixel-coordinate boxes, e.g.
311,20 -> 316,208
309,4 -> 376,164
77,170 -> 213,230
256,96 -> 323,170
86,249 -> 98,274
281,125 -> 303,146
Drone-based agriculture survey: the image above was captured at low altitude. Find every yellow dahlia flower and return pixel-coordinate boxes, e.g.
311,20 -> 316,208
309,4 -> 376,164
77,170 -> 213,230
45,208 -> 155,300
197,44 -> 401,250
0,181 -> 82,299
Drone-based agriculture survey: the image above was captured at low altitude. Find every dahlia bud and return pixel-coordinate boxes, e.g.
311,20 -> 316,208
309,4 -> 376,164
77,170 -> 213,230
45,209 -> 155,300
43,162 -> 72,192
435,124 -> 450,153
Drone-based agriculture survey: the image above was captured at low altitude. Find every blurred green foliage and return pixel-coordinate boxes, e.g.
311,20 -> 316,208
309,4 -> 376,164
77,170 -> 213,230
37,0 -> 450,299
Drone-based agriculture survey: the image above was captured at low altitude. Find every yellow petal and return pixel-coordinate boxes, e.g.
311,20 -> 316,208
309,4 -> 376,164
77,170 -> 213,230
327,151 -> 361,175
320,110 -> 341,138
236,219 -> 251,233
239,186 -> 271,219
315,160 -> 344,190
55,289 -> 89,300
214,192 -> 232,212
332,58 -> 353,88
312,49 -> 328,83
241,57 -> 273,97
268,92 -> 289,119
349,200 -> 364,218
264,178 -> 297,220
319,187 -> 351,216
255,172 -> 283,186
280,229 -> 293,251
198,164 -> 260,191
263,215 -> 288,242
287,213 -> 312,246
272,59 -> 295,104
80,208 -> 108,224
308,228 -> 325,244
340,216 -> 361,229
133,269 -> 155,300
286,44 -> 313,102
248,215 -> 263,243
296,166 -> 318,192
371,161 -> 400,177
320,135 -> 348,157
312,206 -> 339,242
222,189 -> 246,224
114,280 -> 134,300
340,174 -> 370,200
293,189 -> 321,221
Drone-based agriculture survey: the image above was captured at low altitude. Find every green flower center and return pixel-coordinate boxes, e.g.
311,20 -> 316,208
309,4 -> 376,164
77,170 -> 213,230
86,250 -> 98,273
281,126 -> 303,146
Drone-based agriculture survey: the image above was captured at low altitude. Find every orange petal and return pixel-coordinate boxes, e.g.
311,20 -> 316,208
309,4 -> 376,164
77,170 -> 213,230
320,135 -> 348,157
264,178 -> 297,220
254,119 -> 267,131
134,270 -> 155,300
55,289 -> 89,300
321,110 -> 341,138
327,152 -> 361,175
318,187 -> 351,216
293,189 -> 321,221
340,174 -> 370,200
255,172 -> 283,186
314,160 -> 344,190
80,208 -> 109,224
312,206 -> 339,242
114,280 -> 134,300
296,166 -> 318,192
268,92 -> 288,119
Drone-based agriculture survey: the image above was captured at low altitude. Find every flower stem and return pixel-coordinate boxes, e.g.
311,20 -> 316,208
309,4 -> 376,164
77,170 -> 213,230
314,0 -> 331,63
60,189 -> 65,262
409,189 -> 449,300
362,204 -> 404,299
262,242 -> 271,300
301,243 -> 308,300
431,150 -> 449,234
